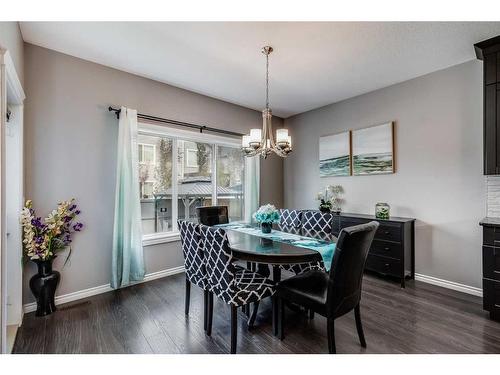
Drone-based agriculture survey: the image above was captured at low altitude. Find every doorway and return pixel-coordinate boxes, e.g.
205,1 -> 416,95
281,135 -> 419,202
0,49 -> 25,354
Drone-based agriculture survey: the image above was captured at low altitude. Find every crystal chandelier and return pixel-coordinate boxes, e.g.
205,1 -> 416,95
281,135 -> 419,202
242,46 -> 292,158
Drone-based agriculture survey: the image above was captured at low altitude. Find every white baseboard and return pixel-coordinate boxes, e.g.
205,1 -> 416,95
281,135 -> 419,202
23,266 -> 185,313
415,273 -> 483,297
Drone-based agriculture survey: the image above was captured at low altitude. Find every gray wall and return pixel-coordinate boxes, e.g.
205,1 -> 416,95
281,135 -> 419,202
0,22 -> 24,86
284,60 -> 485,289
23,44 -> 283,303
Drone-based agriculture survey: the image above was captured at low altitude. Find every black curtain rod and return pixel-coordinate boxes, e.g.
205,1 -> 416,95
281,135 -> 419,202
108,106 -> 243,137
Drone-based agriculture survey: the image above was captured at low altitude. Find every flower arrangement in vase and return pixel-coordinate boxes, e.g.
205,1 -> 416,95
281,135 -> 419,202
317,185 -> 344,214
20,199 -> 84,316
253,204 -> 280,233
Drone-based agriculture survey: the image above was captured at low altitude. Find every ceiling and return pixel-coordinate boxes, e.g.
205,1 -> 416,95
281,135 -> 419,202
20,22 -> 500,118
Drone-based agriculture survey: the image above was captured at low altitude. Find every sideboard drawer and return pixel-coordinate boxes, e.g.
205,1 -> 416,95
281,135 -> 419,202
339,218 -> 366,229
365,254 -> 401,278
375,222 -> 402,243
370,239 -> 403,260
483,278 -> 500,315
482,226 -> 500,247
483,246 -> 500,281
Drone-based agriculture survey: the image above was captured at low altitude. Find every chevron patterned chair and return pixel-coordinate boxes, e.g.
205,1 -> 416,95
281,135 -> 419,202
178,220 -> 211,332
200,224 -> 275,354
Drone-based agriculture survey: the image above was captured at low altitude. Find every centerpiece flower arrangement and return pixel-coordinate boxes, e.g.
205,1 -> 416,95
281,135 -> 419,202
253,204 -> 280,233
20,199 -> 84,316
317,185 -> 344,214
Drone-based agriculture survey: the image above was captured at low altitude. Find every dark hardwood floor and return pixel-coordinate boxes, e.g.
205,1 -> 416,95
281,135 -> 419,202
13,272 -> 500,354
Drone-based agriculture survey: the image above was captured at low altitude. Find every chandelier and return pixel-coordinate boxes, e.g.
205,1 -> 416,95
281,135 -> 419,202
242,46 -> 292,158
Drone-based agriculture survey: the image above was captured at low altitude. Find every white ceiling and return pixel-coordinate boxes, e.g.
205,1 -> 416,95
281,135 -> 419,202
20,22 -> 500,118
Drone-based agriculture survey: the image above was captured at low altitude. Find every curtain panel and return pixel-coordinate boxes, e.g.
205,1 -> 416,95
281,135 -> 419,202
111,107 -> 145,289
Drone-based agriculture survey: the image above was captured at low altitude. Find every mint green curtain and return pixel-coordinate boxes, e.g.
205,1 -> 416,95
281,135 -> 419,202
111,107 -> 145,289
245,156 -> 260,223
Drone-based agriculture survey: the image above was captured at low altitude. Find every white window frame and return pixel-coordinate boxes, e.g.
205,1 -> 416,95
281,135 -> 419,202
185,148 -> 199,168
139,122 -> 259,246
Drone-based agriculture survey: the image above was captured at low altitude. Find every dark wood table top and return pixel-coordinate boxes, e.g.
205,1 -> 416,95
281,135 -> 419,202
221,223 -> 336,265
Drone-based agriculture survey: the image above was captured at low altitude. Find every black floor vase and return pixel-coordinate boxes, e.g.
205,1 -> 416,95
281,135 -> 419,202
29,259 -> 60,317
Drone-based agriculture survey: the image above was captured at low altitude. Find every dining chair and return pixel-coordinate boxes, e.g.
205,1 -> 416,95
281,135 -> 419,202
301,210 -> 333,232
275,221 -> 379,354
196,205 -> 229,226
279,210 -> 326,281
279,209 -> 303,228
200,224 -> 275,354
178,220 -> 211,332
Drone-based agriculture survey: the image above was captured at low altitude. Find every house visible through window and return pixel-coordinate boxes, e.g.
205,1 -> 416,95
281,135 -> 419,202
137,126 -> 251,240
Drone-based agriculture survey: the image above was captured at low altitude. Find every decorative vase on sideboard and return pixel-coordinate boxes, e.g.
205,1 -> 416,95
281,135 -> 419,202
29,258 -> 60,317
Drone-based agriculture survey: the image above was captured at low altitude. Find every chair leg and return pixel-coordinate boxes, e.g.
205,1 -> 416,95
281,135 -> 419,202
309,309 -> 315,319
354,304 -> 367,348
206,292 -> 214,336
185,279 -> 191,316
203,289 -> 208,331
272,296 -> 278,336
327,318 -> 336,354
278,298 -> 285,340
248,301 -> 259,329
230,305 -> 238,354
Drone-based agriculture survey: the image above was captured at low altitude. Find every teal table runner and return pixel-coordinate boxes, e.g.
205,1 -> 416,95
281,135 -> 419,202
216,222 -> 336,271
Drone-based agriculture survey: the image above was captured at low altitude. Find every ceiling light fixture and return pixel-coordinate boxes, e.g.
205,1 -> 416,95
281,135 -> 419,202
242,46 -> 292,158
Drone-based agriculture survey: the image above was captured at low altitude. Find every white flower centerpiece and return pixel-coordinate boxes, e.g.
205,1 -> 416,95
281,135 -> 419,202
253,204 -> 280,233
317,185 -> 344,214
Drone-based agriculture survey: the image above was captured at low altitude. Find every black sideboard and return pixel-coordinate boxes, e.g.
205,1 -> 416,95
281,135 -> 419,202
479,218 -> 500,321
332,213 -> 416,288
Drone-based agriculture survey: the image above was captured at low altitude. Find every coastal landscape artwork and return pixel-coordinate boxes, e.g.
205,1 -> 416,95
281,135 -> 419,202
352,122 -> 394,175
319,131 -> 351,177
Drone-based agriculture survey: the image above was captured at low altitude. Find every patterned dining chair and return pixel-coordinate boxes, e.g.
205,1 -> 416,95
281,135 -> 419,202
279,209 -> 326,278
200,224 -> 275,354
279,209 -> 303,228
302,210 -> 333,232
178,220 -> 211,332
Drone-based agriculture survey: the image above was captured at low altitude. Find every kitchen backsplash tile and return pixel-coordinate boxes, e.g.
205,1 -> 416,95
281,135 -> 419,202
487,176 -> 500,217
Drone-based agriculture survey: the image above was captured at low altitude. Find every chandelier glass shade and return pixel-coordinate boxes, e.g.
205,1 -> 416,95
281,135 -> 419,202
242,46 -> 292,158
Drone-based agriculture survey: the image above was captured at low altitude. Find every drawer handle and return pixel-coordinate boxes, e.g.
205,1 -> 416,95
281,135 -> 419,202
384,263 -> 390,267
384,247 -> 390,251
384,231 -> 390,235
494,270 -> 500,274
495,304 -> 500,308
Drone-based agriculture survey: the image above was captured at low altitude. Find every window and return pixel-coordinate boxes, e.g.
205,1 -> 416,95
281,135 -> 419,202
137,123 -> 256,244
217,145 -> 244,221
137,135 -> 173,236
185,148 -> 199,168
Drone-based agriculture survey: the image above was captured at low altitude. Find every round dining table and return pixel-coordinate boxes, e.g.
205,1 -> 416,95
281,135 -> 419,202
218,222 -> 337,331
220,223 -> 337,280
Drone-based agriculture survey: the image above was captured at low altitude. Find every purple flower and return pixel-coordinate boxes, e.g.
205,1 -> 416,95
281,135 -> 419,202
64,216 -> 72,223
75,210 -> 81,215
69,204 -> 77,211
31,217 -> 44,229
73,222 -> 83,232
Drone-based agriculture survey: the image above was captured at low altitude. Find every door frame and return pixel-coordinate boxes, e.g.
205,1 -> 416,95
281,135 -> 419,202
0,48 -> 25,353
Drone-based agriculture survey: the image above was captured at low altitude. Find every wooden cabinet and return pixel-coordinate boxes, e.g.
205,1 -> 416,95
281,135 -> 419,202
332,213 -> 415,287
475,36 -> 500,175
480,219 -> 500,322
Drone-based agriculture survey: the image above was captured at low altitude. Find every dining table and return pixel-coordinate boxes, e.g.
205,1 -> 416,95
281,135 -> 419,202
214,222 -> 338,330
215,222 -> 337,281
